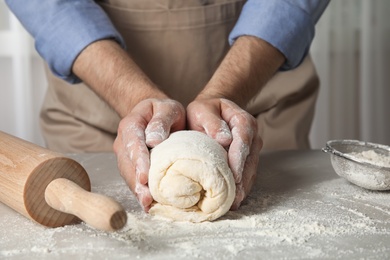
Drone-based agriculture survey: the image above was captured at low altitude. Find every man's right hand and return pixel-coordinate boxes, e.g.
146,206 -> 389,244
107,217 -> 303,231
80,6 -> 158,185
72,40 -> 185,211
113,98 -> 186,212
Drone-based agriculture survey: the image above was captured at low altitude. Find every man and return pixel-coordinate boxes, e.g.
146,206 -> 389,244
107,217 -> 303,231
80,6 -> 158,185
6,0 -> 329,211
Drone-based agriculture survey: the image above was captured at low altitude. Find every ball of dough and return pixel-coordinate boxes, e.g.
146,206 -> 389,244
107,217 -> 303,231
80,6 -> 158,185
148,130 -> 236,222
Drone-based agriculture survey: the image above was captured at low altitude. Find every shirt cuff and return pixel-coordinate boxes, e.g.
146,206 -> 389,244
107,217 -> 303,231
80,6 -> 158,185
35,3 -> 125,83
229,0 -> 315,70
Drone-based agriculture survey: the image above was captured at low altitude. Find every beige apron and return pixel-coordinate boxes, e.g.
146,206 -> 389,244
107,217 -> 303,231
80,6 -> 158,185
40,0 -> 319,152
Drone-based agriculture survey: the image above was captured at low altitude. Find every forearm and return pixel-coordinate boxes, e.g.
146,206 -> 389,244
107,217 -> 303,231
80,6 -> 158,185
72,40 -> 167,117
6,0 -> 125,83
197,36 -> 285,107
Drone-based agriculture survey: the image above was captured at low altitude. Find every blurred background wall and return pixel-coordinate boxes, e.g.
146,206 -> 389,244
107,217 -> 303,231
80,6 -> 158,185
0,0 -> 389,149
310,0 -> 390,148
0,0 -> 46,146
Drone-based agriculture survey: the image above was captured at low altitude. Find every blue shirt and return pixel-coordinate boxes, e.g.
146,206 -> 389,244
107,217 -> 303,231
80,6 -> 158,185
6,0 -> 329,84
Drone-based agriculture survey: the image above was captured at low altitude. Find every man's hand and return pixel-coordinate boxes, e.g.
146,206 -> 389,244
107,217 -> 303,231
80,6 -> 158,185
187,98 -> 262,209
72,40 -> 186,211
188,36 -> 284,209
113,98 -> 186,211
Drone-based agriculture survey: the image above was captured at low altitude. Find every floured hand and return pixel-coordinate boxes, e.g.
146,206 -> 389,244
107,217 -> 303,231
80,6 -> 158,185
113,98 -> 186,211
187,98 -> 262,210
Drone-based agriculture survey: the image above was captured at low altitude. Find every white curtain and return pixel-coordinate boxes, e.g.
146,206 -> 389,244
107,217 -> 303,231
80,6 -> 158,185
310,0 -> 390,148
0,0 -> 46,146
0,0 -> 389,149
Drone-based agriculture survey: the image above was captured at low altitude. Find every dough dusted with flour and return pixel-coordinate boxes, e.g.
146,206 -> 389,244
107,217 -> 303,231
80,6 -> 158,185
148,131 -> 236,222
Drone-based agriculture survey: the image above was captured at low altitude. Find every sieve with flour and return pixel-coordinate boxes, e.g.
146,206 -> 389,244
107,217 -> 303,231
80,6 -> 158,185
322,140 -> 390,190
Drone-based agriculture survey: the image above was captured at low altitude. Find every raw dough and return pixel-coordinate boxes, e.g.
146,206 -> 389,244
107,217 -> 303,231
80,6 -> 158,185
148,130 -> 236,222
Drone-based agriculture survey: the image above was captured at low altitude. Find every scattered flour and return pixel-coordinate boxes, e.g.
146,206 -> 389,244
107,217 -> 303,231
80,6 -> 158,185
76,177 -> 390,259
1,152 -> 389,259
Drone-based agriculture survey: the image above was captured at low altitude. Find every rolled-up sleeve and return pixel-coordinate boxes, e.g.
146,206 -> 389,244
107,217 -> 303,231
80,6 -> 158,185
6,0 -> 125,83
229,0 -> 330,70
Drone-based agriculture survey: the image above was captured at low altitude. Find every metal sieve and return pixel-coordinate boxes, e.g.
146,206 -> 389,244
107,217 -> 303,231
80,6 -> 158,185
322,140 -> 390,190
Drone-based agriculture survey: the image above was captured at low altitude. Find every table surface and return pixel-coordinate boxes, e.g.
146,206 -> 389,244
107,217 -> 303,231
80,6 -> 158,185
1,150 -> 389,259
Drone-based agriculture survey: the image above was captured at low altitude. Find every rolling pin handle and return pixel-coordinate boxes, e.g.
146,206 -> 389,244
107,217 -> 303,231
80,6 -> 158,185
45,178 -> 127,231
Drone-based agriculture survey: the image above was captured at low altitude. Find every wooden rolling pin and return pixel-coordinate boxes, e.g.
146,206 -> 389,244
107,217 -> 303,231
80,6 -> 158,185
0,131 -> 127,231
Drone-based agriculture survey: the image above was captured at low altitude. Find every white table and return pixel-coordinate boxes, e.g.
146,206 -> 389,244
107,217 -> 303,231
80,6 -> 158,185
1,150 -> 389,259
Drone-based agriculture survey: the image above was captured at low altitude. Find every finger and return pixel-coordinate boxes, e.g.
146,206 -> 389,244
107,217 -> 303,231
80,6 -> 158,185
135,182 -> 154,212
114,136 -> 153,210
122,121 -> 150,185
229,127 -> 252,183
230,182 -> 245,210
221,100 -> 255,182
145,100 -> 186,147
113,134 -> 136,188
230,135 -> 262,210
187,102 -> 232,147
204,118 -> 233,147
